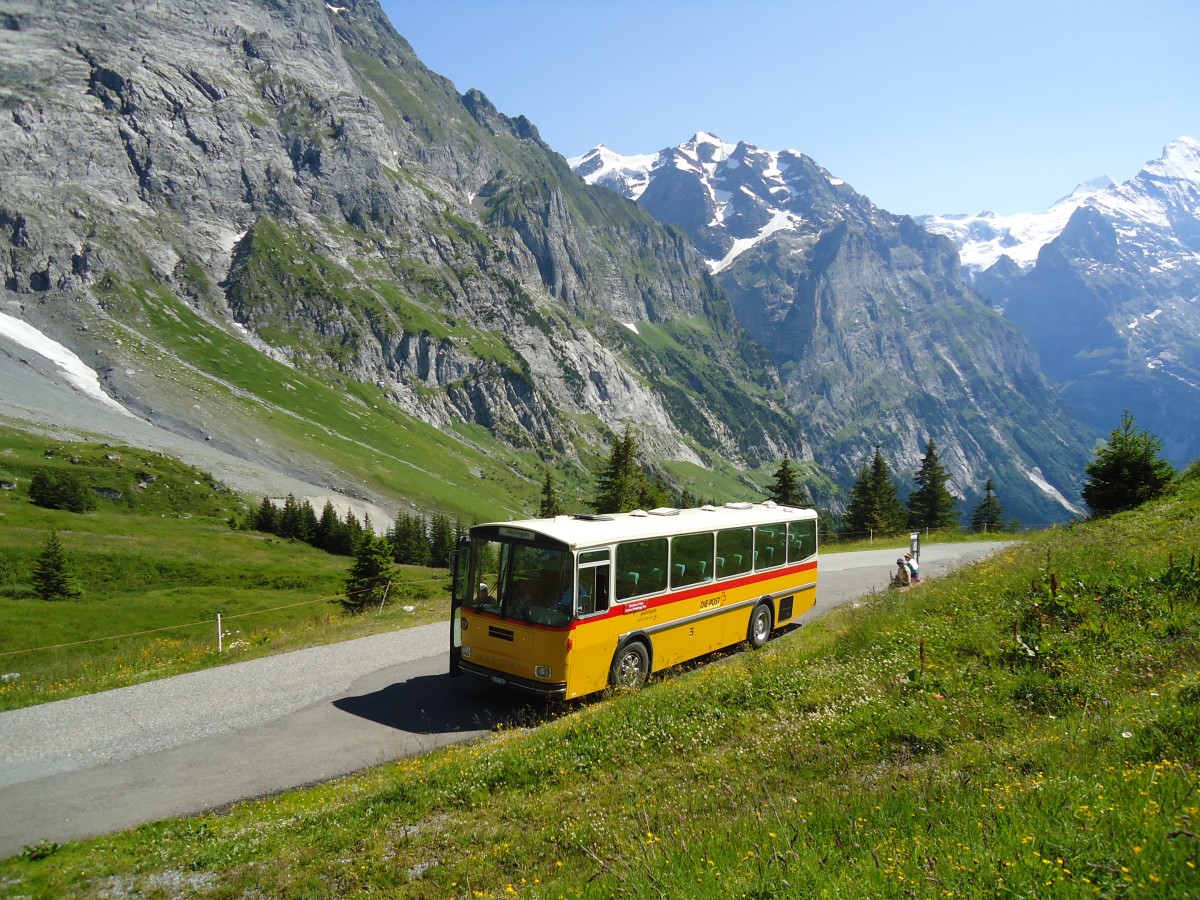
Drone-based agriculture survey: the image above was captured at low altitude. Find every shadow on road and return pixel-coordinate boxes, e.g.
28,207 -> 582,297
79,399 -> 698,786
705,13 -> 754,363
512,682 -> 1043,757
333,674 -> 568,734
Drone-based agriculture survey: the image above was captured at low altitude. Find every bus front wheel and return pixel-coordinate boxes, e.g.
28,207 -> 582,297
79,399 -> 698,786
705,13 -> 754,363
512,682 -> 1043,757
609,641 -> 649,689
748,602 -> 773,649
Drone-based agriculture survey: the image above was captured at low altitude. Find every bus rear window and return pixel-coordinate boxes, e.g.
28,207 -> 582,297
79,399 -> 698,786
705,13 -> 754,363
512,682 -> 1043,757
788,519 -> 817,562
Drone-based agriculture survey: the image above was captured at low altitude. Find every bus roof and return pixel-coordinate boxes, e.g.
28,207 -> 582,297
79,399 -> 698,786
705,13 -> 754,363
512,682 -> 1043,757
474,502 -> 817,551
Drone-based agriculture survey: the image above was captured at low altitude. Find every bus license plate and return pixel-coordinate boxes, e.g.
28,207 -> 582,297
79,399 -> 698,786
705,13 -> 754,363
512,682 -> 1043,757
490,675 -> 506,685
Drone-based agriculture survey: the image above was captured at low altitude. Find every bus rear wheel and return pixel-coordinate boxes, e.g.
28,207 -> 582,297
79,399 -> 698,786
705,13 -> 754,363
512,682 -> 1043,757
748,602 -> 773,648
609,641 -> 649,689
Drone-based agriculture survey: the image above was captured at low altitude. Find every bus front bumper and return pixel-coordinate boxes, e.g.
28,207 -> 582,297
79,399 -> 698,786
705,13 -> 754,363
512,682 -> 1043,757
457,658 -> 567,700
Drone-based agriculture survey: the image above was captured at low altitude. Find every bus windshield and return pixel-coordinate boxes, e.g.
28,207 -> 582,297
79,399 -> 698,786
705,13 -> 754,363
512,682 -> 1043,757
467,537 -> 574,626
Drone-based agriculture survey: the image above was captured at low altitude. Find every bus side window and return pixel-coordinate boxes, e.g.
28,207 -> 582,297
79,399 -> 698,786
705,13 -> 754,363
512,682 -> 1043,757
717,528 -> 753,579
755,524 -> 787,571
788,519 -> 817,562
579,549 -> 611,615
671,531 -> 714,588
617,538 -> 667,598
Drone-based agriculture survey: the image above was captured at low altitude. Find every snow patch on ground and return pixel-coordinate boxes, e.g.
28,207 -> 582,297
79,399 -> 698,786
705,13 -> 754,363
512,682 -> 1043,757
1024,466 -> 1082,515
0,312 -> 132,416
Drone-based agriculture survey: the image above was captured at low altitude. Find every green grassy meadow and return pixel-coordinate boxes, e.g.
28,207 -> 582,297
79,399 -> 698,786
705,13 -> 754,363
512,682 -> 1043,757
2,459 -> 1196,893
0,427 -> 451,712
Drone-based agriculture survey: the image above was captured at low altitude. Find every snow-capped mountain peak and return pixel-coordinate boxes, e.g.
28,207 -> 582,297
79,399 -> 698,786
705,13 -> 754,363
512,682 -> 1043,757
1145,135 -> 1200,183
920,137 -> 1200,276
567,144 -> 661,200
572,134 -> 853,271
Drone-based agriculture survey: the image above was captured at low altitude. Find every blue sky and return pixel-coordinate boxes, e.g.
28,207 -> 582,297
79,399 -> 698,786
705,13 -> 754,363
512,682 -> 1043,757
377,1 -> 1199,216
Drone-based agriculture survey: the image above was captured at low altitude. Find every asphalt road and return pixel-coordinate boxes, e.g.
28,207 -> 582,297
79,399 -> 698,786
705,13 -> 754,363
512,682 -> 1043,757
0,541 -> 1011,858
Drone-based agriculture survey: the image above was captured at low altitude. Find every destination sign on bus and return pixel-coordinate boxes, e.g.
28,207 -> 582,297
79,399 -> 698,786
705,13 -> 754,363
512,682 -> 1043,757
498,526 -> 536,540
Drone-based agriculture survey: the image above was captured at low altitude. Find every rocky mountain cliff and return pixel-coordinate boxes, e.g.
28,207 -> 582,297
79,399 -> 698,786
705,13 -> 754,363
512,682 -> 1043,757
0,0 -> 801,520
922,138 -> 1200,468
572,135 -> 1092,524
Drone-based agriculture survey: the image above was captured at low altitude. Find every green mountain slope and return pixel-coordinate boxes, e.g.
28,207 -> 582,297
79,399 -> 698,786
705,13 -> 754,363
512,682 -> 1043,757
0,0 -> 792,521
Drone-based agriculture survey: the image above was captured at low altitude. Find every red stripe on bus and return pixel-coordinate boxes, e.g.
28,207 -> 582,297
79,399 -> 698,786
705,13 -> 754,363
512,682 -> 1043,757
465,559 -> 817,633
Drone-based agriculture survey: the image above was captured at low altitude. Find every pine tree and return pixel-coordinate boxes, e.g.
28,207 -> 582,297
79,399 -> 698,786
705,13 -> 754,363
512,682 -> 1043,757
970,478 -> 1006,532
297,499 -> 318,545
32,530 -> 82,601
907,439 -> 959,530
253,496 -> 278,534
1082,410 -> 1174,517
640,474 -> 670,511
843,447 -> 907,538
539,469 -> 564,517
29,469 -> 96,513
429,514 -> 454,568
315,500 -> 340,551
767,455 -> 810,507
592,425 -> 652,513
278,493 -> 302,539
342,533 -> 394,613
410,514 -> 433,567
333,509 -> 362,557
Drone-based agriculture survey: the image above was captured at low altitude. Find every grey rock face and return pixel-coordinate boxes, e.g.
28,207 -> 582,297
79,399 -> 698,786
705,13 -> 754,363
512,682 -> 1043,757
0,0 -> 801,514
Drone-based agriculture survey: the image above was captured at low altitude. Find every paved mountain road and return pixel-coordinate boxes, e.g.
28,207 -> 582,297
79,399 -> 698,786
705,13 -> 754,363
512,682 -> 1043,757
0,541 -> 1012,857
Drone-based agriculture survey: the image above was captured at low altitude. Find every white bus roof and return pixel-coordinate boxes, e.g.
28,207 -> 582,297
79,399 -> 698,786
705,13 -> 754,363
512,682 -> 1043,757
476,502 -> 817,551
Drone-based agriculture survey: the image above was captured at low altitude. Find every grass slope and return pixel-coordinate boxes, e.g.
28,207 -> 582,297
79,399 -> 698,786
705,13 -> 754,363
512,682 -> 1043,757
0,426 -> 450,712
3,466 -> 1197,894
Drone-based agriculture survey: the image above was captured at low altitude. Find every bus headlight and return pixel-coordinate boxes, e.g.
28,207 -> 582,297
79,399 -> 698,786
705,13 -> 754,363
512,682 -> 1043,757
535,665 -> 551,679
462,646 -> 472,658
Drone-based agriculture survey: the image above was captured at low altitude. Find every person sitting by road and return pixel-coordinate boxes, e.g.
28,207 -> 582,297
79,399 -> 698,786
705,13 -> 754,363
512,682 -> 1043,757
905,552 -> 921,582
890,558 -> 912,588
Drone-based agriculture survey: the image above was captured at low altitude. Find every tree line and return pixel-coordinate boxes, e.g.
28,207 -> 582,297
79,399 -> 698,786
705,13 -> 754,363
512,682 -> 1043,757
19,411 -> 1178,605
245,494 -> 463,567
574,414 -> 1178,539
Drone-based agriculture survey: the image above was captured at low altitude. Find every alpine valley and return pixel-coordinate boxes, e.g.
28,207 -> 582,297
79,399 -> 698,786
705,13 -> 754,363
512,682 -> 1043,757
572,135 -> 1096,523
0,0 -> 1124,527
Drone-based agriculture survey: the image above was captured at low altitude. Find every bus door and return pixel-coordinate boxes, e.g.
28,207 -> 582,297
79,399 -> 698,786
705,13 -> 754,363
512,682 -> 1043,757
564,549 -> 613,697
449,534 -> 471,676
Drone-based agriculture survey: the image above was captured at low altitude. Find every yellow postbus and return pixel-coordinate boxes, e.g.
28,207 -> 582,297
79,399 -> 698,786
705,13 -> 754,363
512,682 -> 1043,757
449,501 -> 818,700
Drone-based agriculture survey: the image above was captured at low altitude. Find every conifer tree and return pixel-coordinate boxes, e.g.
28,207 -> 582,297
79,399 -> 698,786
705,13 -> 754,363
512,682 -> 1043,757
1082,411 -> 1174,517
298,499 -> 318,545
641,474 -> 670,511
408,514 -> 432,567
278,493 -> 302,539
539,469 -> 564,518
970,478 -> 1006,532
767,455 -> 810,507
429,514 -> 454,568
334,509 -> 362,557
315,500 -> 339,549
253,496 -> 278,533
29,469 -> 96,513
592,425 -> 652,513
33,530 -> 82,601
342,533 -> 394,613
843,447 -> 907,537
907,439 -> 959,530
